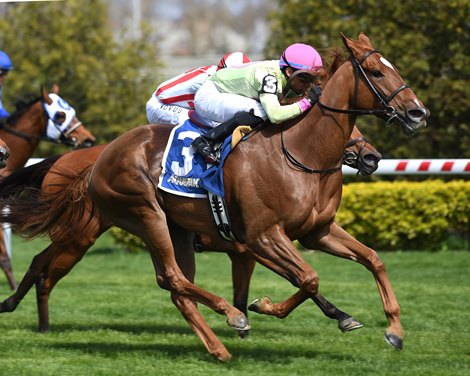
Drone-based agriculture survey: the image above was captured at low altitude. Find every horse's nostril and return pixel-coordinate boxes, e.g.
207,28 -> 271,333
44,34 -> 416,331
407,108 -> 426,120
362,155 -> 380,168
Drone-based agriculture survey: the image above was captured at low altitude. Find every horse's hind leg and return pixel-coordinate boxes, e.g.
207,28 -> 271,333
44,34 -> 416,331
0,245 -> 53,314
170,222 -> 231,361
0,230 -> 17,290
35,241 -> 95,332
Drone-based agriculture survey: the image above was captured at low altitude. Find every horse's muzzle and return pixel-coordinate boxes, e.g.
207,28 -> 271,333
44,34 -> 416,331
398,106 -> 430,136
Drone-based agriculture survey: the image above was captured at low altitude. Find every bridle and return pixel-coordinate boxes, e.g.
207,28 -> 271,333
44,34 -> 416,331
317,49 -> 409,125
343,135 -> 372,173
0,99 -> 82,147
281,49 -> 408,175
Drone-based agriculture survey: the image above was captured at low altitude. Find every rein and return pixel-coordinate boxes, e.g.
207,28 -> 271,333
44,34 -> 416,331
280,124 -> 341,174
317,50 -> 409,123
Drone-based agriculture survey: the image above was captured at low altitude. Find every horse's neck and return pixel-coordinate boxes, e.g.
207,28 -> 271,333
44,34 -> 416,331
0,104 -> 44,174
296,63 -> 357,167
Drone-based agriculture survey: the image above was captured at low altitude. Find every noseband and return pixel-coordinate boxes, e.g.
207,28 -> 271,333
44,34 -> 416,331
317,49 -> 409,124
343,135 -> 372,172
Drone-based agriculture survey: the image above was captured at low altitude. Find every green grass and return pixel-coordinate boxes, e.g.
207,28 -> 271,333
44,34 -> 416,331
1,233 -> 469,375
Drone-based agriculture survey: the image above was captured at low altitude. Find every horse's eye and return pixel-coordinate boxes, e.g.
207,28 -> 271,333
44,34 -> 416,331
53,112 -> 66,124
371,70 -> 383,78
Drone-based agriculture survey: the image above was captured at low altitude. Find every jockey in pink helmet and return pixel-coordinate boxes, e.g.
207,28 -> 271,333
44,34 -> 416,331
191,43 -> 324,163
146,51 -> 251,126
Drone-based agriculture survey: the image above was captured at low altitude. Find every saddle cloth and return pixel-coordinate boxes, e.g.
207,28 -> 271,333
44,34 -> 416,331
158,119 -> 246,198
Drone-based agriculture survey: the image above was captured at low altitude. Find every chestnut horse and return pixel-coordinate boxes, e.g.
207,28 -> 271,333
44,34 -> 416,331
0,125 -> 379,335
0,85 -> 96,290
84,33 -> 428,359
1,33 -> 428,360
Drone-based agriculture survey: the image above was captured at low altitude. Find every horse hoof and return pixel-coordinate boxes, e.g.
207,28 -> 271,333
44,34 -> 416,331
248,296 -> 272,313
238,329 -> 250,339
214,350 -> 232,362
338,317 -> 364,332
0,298 -> 16,313
384,332 -> 403,350
227,314 -> 251,331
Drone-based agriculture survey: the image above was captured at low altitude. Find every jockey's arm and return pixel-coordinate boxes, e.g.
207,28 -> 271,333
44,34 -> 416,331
259,91 -> 303,124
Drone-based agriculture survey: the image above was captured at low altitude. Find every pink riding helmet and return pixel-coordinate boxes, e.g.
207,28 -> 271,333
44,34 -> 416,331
217,51 -> 251,70
279,43 -> 323,71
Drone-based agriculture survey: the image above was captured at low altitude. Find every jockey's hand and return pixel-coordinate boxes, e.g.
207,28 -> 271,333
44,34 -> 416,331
307,85 -> 322,105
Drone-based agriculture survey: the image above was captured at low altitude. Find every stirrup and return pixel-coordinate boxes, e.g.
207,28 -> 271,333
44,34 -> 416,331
192,137 -> 219,164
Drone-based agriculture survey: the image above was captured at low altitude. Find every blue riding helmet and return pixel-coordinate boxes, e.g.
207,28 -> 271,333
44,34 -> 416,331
0,51 -> 13,71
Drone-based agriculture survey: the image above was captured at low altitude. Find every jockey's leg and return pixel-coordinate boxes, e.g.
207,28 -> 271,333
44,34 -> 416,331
191,111 -> 264,163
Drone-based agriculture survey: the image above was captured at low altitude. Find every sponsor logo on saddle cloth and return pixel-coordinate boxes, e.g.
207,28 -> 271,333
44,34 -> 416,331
158,119 -> 242,198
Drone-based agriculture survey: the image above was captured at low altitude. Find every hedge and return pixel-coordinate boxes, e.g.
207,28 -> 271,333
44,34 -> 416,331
110,180 -> 470,252
337,180 -> 470,250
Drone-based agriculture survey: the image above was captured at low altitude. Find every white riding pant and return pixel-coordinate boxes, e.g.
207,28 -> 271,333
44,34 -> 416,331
194,80 -> 267,128
146,95 -> 190,126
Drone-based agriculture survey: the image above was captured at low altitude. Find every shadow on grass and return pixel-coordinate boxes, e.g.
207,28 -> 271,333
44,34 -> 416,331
47,338 -> 356,363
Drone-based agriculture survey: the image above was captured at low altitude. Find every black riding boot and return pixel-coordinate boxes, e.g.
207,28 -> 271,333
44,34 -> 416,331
191,111 -> 264,164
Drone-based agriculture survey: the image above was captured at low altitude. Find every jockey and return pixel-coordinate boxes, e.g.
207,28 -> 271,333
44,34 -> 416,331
146,51 -> 251,126
191,43 -> 323,164
0,51 -> 13,119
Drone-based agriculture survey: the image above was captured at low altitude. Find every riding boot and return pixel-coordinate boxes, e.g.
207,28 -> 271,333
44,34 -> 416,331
191,111 -> 264,164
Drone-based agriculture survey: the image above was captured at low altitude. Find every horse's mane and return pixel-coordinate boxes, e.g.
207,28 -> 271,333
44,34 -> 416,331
6,94 -> 42,125
318,47 -> 349,87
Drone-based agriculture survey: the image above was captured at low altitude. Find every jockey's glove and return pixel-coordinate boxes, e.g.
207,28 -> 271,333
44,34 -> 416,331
307,85 -> 322,105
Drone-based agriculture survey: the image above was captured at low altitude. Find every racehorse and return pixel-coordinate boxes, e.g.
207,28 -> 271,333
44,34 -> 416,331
0,125 -> 379,336
1,32 -> 428,360
0,85 -> 96,290
84,33 -> 428,359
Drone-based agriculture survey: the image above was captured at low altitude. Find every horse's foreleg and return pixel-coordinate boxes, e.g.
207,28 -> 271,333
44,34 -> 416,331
245,225 -> 318,318
0,245 -> 53,314
302,221 -> 403,350
0,230 -> 16,290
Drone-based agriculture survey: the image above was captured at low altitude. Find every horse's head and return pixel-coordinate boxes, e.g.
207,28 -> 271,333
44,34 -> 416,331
0,137 -> 10,168
343,125 -> 381,176
41,86 -> 96,148
340,32 -> 429,136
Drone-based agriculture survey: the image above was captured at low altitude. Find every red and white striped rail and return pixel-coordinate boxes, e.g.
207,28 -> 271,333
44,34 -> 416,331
343,159 -> 470,175
27,158 -> 470,175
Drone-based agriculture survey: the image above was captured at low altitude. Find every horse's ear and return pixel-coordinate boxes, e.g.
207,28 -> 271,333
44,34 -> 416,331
340,32 -> 369,60
51,83 -> 59,94
41,85 -> 52,105
340,32 -> 355,55
358,32 -> 372,47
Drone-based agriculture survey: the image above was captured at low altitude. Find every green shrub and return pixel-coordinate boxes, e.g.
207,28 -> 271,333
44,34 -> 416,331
337,180 -> 470,250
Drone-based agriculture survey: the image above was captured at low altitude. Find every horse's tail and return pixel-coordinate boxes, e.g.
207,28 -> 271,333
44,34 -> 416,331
0,163 -> 98,243
0,155 -> 62,197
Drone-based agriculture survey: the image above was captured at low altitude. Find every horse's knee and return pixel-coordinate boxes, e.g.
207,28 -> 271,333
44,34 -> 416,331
156,275 -> 171,290
369,253 -> 386,274
156,272 -> 186,294
300,272 -> 319,295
